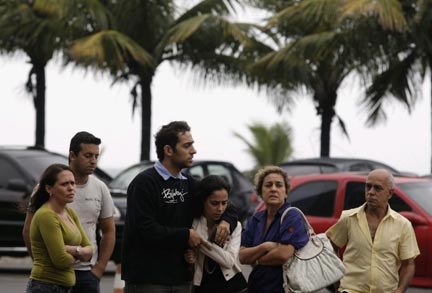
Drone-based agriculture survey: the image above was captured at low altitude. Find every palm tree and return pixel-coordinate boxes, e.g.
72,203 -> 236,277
69,0 -> 267,161
246,0 -> 415,157
233,121 -> 294,172
246,0 -> 357,157
343,1 -> 432,171
295,0 -> 430,168
0,0 -> 111,148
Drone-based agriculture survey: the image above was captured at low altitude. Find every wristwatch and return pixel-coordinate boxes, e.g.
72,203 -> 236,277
75,246 -> 81,255
255,258 -> 260,266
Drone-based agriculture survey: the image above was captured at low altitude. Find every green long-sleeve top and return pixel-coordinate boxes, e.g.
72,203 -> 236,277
30,204 -> 92,287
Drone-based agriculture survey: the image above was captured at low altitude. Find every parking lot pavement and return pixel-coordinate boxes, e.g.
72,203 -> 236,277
0,257 -> 429,292
0,256 -> 116,273
0,256 -> 33,272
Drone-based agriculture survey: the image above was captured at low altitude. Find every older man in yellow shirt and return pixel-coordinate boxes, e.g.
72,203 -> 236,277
326,169 -> 420,293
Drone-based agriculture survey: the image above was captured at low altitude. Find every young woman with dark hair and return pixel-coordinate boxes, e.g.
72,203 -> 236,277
26,164 -> 92,293
185,175 -> 247,293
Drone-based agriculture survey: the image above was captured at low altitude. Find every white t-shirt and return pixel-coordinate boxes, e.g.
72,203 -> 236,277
68,175 -> 114,270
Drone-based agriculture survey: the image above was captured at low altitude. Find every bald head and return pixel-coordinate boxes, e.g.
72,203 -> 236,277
367,169 -> 394,189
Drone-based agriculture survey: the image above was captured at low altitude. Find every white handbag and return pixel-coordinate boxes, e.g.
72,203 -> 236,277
281,207 -> 345,293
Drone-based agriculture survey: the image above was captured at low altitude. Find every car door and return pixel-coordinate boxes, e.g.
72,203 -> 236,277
0,156 -> 31,250
394,184 -> 431,282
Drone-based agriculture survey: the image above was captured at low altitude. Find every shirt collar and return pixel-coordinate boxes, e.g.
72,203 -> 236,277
154,161 -> 187,181
254,201 -> 291,222
350,203 -> 397,219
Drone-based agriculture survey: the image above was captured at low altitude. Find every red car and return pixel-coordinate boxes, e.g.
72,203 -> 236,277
254,173 -> 432,288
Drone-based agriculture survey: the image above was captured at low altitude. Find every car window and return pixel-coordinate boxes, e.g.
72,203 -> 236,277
206,164 -> 233,186
281,165 -> 338,176
388,194 -> 412,212
372,162 -> 399,174
398,182 -> 432,215
289,181 -> 337,217
110,163 -> 151,190
344,182 -> 366,210
0,157 -> 24,188
348,163 -> 372,172
187,165 -> 205,181
344,182 -> 412,212
231,169 -> 253,192
15,154 -> 68,179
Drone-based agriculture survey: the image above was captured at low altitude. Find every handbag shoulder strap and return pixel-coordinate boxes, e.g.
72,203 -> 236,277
280,206 -> 315,235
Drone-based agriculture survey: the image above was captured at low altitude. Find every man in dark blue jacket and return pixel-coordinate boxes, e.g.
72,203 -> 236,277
122,121 -> 237,293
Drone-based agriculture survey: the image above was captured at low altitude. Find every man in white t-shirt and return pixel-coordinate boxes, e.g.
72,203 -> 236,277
23,131 -> 116,293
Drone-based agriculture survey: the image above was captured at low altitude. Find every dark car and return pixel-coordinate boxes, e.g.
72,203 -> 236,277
0,146 -> 113,257
278,157 -> 403,176
255,173 -> 432,288
109,160 -> 258,223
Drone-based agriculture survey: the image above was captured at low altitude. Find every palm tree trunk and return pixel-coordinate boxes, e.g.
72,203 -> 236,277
320,109 -> 332,157
34,62 -> 46,148
319,92 -> 337,157
139,74 -> 153,161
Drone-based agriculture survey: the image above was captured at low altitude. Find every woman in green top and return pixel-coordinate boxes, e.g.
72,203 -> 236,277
26,164 -> 93,293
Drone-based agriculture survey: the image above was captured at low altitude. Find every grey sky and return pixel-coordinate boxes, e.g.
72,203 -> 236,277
1,55 -> 430,175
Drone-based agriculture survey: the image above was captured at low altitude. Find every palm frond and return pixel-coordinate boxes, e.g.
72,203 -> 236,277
286,30 -> 341,60
31,0 -> 67,18
251,45 -> 314,89
164,15 -> 255,48
103,0 -> 176,49
233,121 -> 293,168
176,0 -> 240,23
30,0 -> 111,31
363,50 -> 419,125
267,0 -> 339,33
341,0 -> 407,31
167,14 -> 211,44
69,30 -> 155,74
335,113 -> 350,140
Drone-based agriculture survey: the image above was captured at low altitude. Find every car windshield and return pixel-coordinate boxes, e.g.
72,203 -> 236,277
110,163 -> 152,190
16,153 -> 68,180
398,182 -> 432,216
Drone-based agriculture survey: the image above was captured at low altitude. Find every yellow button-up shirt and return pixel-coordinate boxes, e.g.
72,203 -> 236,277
326,203 -> 420,293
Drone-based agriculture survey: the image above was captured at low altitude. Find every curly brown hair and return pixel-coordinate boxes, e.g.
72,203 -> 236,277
254,166 -> 290,198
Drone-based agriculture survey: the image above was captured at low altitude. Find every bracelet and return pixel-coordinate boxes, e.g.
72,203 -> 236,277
255,258 -> 260,266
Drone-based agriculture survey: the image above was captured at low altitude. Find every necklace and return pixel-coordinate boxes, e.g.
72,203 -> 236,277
204,257 -> 217,274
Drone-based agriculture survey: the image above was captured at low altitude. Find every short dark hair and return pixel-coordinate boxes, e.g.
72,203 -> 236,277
29,164 -> 74,212
193,175 -> 231,218
69,131 -> 101,156
154,121 -> 190,161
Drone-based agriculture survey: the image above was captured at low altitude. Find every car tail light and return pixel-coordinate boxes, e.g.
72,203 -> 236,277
249,191 -> 259,204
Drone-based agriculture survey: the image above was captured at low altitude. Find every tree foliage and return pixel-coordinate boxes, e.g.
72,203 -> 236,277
245,0 -> 420,157
234,121 -> 294,172
0,0 -> 112,147
68,0 -> 268,161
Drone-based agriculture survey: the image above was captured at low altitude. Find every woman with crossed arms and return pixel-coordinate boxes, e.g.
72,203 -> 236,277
26,164 -> 92,292
239,166 -> 309,293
